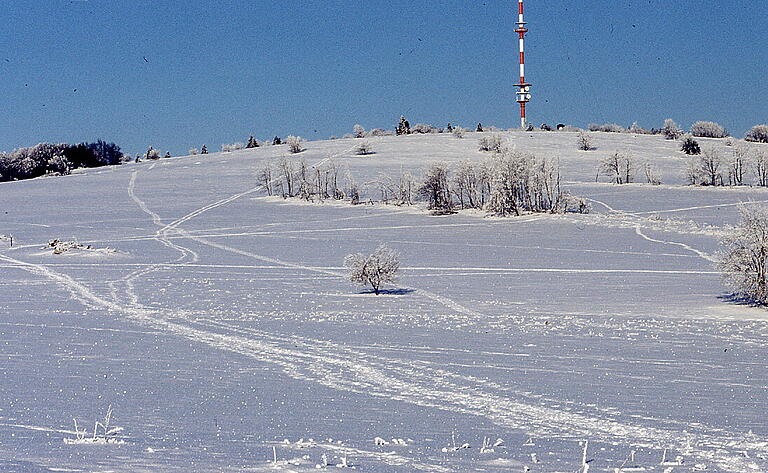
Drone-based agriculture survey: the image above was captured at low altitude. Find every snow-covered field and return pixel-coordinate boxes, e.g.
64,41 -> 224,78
1,131 -> 768,472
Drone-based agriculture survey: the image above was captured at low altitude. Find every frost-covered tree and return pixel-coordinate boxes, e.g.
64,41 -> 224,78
686,147 -> 723,186
452,126 -> 466,139
344,244 -> 400,295
286,136 -> 303,153
600,152 -> 636,184
419,163 -> 452,212
718,205 -> 768,304
662,119 -> 683,140
146,147 -> 160,160
576,131 -> 593,151
754,150 -> 768,187
745,125 -> 768,143
354,141 -> 373,155
691,121 -> 728,138
727,145 -> 750,186
189,148 -> 199,155
353,124 -> 365,138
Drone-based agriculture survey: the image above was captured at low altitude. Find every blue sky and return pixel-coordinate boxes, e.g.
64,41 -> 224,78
0,0 -> 765,156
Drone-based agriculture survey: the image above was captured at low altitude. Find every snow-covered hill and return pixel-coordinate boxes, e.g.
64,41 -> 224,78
1,130 -> 768,473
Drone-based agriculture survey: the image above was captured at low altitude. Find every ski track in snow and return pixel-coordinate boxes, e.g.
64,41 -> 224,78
0,251 -> 765,472
634,226 -> 716,262
1,169 -> 765,472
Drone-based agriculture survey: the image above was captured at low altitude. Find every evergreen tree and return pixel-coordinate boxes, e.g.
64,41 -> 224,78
273,136 -> 282,145
246,136 -> 259,148
201,145 -> 208,154
476,123 -> 484,132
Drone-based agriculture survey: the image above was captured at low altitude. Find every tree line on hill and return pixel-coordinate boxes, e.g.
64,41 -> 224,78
0,141 -> 124,183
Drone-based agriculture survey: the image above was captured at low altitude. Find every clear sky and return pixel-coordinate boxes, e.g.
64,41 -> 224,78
0,0 -> 765,156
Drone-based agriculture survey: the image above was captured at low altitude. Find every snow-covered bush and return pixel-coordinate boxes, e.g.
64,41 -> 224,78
353,124 -> 366,138
286,136 -> 304,154
354,141 -> 373,155
478,133 -> 504,152
681,137 -> 701,155
419,163 -> 453,213
344,245 -> 400,295
691,121 -> 728,138
627,122 -> 651,134
146,148 -> 161,160
745,125 -> 768,143
600,151 -> 636,184
188,148 -> 199,155
588,123 -> 625,133
452,126 -> 466,139
718,204 -> 768,304
662,119 -> 683,140
576,131 -> 593,151
366,128 -> 393,137
411,123 -> 439,134
221,142 -> 245,152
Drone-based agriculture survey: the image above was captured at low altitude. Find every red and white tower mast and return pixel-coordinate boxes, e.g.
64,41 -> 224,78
514,0 -> 531,129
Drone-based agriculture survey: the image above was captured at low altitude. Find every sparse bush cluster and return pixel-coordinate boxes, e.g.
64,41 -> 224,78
285,136 -> 304,153
0,140 -> 124,182
589,123 -> 625,133
478,133 -> 504,152
221,142 -> 245,152
257,147 -> 587,217
418,150 -> 585,216
691,121 -> 729,138
685,144 -> 767,187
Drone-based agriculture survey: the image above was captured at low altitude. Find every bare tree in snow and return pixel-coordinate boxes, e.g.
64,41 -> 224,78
344,245 -> 400,295
419,162 -> 453,213
754,150 -> 768,187
600,152 -> 636,184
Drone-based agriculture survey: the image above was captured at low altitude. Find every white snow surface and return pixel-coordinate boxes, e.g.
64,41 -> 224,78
1,131 -> 768,472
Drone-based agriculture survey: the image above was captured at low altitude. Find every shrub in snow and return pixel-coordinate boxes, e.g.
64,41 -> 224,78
354,141 -> 373,155
718,204 -> 768,304
353,124 -> 366,138
745,125 -> 768,143
588,123 -> 625,133
600,151 -> 636,184
627,122 -> 651,134
478,133 -> 504,152
221,142 -> 244,152
65,405 -> 124,445
188,148 -> 199,155
419,163 -> 453,213
286,136 -> 304,153
662,119 -> 683,140
452,126 -> 466,139
344,244 -> 400,295
681,137 -> 701,155
411,123 -> 439,134
691,121 -> 728,138
366,128 -> 392,137
576,131 -> 593,151
145,147 -> 160,160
